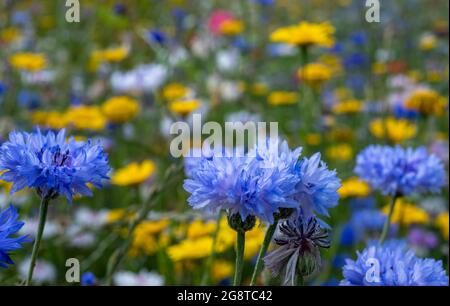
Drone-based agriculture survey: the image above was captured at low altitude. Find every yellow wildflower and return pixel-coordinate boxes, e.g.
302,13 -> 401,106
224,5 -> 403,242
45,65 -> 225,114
162,83 -> 190,101
106,209 -> 137,223
251,83 -> 269,96
372,62 -> 387,75
9,52 -> 47,72
112,160 -> 156,186
338,177 -> 371,198
212,261 -> 234,281
219,19 -> 244,36
382,199 -> 430,226
270,21 -> 335,48
102,96 -> 140,123
435,213 -> 449,240
405,89 -> 448,117
168,236 -> 224,262
332,99 -> 363,115
168,99 -> 201,115
369,117 -> 417,144
268,91 -> 298,106
1,27 -> 21,44
305,133 -> 322,146
419,34 -> 438,51
326,144 -> 353,161
31,111 -> 68,130
129,219 -> 170,257
65,105 -> 107,131
299,63 -> 332,88
187,219 -> 217,240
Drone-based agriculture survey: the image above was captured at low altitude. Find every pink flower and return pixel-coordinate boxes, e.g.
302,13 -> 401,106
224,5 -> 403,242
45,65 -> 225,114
208,10 -> 234,35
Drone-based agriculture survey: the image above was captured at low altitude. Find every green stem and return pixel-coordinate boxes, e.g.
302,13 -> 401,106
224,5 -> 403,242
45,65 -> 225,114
379,194 -> 400,245
250,221 -> 278,286
26,197 -> 50,286
297,275 -> 304,286
201,212 -> 223,285
233,230 -> 246,286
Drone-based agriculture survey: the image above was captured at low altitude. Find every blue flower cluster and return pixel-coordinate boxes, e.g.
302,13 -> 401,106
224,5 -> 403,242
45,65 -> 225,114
0,205 -> 29,268
341,242 -> 449,286
355,145 -> 445,196
183,139 -> 340,223
0,129 -> 111,203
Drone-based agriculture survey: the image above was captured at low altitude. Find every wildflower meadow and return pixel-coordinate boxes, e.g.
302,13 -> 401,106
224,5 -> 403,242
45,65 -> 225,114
0,0 -> 449,290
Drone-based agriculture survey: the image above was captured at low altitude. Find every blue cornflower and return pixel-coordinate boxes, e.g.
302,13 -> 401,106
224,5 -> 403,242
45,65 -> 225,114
184,140 -> 301,224
18,90 -> 40,110
355,145 -> 445,196
148,30 -> 167,45
184,139 -> 341,224
349,31 -> 367,46
294,153 -> 341,218
341,242 -> 449,286
0,129 -> 110,203
350,209 -> 386,234
0,205 -> 29,268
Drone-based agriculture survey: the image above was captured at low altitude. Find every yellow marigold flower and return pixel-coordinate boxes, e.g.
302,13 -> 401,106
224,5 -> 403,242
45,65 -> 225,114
404,89 -> 448,117
318,54 -> 342,75
31,111 -> 67,130
435,212 -> 449,240
299,63 -> 332,88
382,199 -> 430,226
187,219 -> 216,240
251,83 -> 269,96
219,19 -> 244,36
102,96 -> 140,123
1,27 -> 21,43
65,105 -> 107,131
305,133 -> 322,146
419,34 -> 438,51
326,144 -> 353,161
268,91 -> 298,106
369,117 -> 417,144
372,62 -> 387,75
94,46 -> 129,62
244,226 -> 265,259
338,177 -> 371,198
129,219 -> 170,257
270,21 -> 335,48
112,160 -> 156,186
168,236 -> 226,262
332,99 -> 363,115
9,52 -> 47,72
212,261 -> 234,281
162,83 -> 190,101
168,99 -> 201,115
106,209 -> 137,223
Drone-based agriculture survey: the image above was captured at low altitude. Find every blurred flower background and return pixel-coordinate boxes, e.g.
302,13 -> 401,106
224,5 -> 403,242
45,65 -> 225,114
0,0 -> 448,286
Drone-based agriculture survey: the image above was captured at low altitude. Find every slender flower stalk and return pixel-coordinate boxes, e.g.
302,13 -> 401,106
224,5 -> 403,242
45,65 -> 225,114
379,194 -> 400,244
233,230 -> 246,286
26,196 -> 50,286
250,221 -> 278,286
